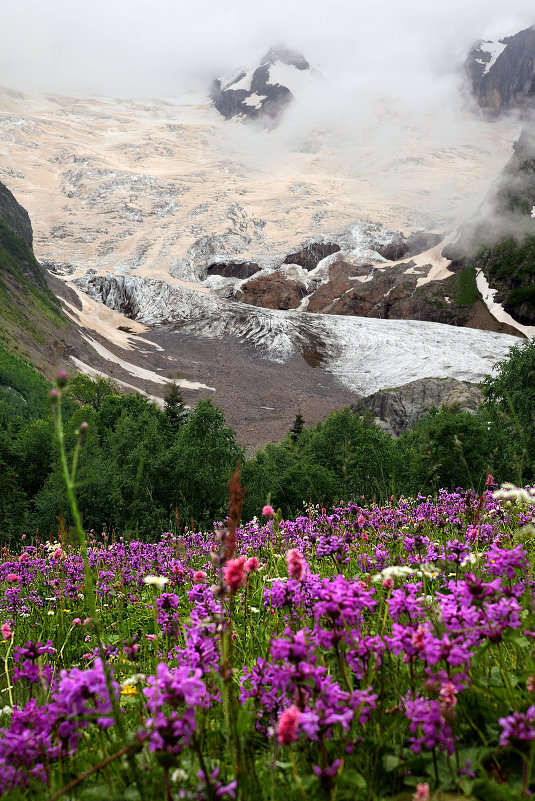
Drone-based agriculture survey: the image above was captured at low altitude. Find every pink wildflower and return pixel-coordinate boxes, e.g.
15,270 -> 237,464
262,504 -> 275,518
244,556 -> 259,573
1,623 -> 12,639
72,618 -> 82,626
286,549 -> 305,581
193,570 -> 206,583
145,634 -> 156,642
486,474 -> 494,487
84,618 -> 92,625
439,682 -> 458,712
224,556 -> 247,592
358,514 -> 365,525
277,705 -> 301,745
52,548 -> 62,559
413,783 -> 430,801
411,625 -> 427,651
6,574 -> 19,583
18,552 -> 28,563
527,676 -> 535,693
382,578 -> 394,590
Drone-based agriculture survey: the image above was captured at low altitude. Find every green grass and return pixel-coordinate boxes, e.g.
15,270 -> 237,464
0,342 -> 51,417
456,266 -> 480,306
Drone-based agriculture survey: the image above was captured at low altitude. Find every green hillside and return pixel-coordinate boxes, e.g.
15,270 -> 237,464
0,180 -> 68,374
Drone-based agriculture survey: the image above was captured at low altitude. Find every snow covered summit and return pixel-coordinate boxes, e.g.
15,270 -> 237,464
210,45 -> 313,124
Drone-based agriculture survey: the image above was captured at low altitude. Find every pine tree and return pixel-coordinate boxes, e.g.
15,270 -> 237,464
164,383 -> 188,432
290,411 -> 305,443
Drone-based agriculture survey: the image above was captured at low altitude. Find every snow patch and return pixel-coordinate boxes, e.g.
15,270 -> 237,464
531,205 -> 535,218
476,41 -> 507,76
475,270 -> 535,339
267,62 -> 312,96
242,93 -> 267,109
81,334 -> 216,391
220,68 -> 250,92
70,357 -> 165,407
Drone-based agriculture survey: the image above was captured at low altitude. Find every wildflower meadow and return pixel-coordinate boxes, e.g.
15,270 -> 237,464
1,379 -> 535,800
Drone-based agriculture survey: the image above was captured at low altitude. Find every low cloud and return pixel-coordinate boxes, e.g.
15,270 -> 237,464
1,0 -> 534,98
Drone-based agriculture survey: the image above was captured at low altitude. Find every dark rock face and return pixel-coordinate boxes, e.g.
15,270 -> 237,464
206,261 -> 260,280
0,180 -> 52,291
306,261 -> 471,325
371,231 -> 442,262
210,46 -> 310,124
0,180 -> 33,249
283,242 -> 341,270
354,378 -> 483,437
235,273 -> 308,310
467,26 -> 535,113
232,257 -> 489,328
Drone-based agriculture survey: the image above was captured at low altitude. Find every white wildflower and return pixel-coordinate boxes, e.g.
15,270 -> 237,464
417,564 -> 440,580
143,575 -> 169,589
372,565 -> 413,583
461,553 -> 479,568
493,483 -> 535,505
121,673 -> 146,688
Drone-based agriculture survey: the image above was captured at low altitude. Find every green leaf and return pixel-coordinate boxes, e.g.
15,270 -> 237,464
382,753 -> 402,772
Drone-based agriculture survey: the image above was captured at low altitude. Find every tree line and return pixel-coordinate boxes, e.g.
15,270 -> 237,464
1,339 -> 534,543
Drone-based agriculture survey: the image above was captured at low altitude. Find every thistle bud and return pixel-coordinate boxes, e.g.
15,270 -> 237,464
56,370 -> 69,388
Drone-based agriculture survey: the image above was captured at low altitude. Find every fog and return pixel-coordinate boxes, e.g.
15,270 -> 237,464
1,1 -> 534,99
2,1 -> 534,237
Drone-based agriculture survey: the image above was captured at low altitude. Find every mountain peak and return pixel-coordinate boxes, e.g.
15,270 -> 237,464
466,24 -> 535,113
210,46 -> 312,125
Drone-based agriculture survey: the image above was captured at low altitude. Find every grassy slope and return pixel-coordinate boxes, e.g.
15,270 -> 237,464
0,190 -> 72,378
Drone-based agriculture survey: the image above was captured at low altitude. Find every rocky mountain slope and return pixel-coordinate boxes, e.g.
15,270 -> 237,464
466,25 -> 535,114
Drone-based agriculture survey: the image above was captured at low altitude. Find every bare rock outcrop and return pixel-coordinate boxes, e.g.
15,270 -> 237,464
467,25 -> 535,114
0,180 -> 33,249
283,242 -> 341,270
207,262 -> 260,280
306,261 -> 472,325
354,378 -> 483,437
235,273 -> 308,310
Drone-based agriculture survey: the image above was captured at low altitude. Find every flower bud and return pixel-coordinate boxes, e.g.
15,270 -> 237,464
56,370 -> 69,388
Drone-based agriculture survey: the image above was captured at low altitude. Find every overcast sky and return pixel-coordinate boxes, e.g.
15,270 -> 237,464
1,0 -> 534,98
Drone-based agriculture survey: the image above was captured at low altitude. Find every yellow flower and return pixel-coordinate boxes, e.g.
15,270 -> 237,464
120,685 -> 138,696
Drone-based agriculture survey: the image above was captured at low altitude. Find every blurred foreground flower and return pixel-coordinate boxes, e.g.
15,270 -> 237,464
143,576 -> 169,589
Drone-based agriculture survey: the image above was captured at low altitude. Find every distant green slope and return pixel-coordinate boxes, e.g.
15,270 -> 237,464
0,342 -> 50,418
0,180 -> 69,375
